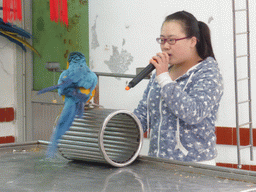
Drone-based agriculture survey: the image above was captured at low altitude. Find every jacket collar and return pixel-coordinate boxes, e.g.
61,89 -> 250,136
175,57 -> 215,81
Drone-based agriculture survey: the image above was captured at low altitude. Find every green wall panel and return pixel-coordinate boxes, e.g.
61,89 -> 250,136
32,0 -> 89,91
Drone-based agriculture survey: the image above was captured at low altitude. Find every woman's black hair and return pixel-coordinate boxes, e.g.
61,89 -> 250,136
164,11 -> 215,60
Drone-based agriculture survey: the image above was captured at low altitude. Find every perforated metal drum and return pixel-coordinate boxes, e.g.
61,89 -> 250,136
57,108 -> 143,167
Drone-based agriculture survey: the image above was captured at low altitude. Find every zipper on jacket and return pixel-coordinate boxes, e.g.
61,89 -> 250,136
147,86 -> 154,138
156,98 -> 162,157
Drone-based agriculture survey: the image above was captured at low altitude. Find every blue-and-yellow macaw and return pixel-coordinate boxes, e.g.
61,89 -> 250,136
38,52 -> 98,158
0,17 -> 40,57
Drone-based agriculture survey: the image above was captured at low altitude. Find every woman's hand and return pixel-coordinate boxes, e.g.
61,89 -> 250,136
150,52 -> 170,76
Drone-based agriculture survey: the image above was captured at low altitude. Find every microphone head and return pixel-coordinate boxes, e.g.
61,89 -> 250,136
125,61 -> 156,90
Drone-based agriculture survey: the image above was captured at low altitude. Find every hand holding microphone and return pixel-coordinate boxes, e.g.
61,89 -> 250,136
125,53 -> 170,90
150,52 -> 170,76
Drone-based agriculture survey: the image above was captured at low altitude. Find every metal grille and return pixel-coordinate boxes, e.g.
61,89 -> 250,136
58,108 -> 143,167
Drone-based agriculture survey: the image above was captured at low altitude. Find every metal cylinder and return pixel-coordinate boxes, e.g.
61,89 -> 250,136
58,108 -> 143,167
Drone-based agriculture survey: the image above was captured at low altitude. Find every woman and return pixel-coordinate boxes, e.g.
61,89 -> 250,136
134,11 -> 223,165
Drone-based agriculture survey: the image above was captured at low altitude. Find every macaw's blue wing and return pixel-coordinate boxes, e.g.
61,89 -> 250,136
46,97 -> 77,158
37,78 -> 73,95
78,70 -> 98,95
38,84 -> 62,95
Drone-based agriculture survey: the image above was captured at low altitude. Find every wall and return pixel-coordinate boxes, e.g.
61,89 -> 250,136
0,1 -> 16,143
89,0 -> 256,168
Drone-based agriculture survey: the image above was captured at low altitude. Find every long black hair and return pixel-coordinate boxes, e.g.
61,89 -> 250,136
164,11 -> 215,60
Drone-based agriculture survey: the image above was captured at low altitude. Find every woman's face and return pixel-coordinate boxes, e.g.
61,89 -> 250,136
160,21 -> 196,66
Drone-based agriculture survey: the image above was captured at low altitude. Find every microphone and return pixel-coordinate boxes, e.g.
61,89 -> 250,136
125,61 -> 156,90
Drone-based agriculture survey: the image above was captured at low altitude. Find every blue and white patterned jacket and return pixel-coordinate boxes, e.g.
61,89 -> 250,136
134,57 -> 223,162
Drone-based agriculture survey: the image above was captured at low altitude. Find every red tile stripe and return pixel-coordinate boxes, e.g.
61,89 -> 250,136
0,136 -> 15,144
217,163 -> 256,171
0,107 -> 15,122
145,127 -> 256,147
216,126 -> 256,146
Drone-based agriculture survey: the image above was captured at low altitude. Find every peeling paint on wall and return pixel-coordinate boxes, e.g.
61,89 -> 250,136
208,16 -> 214,24
91,15 -> 99,50
89,57 -> 94,70
104,45 -> 133,75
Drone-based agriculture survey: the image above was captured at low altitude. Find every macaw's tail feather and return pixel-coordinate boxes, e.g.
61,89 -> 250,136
0,29 -> 40,57
72,91 -> 90,118
0,18 -> 32,39
0,31 -> 26,51
46,98 -> 77,158
76,101 -> 85,118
